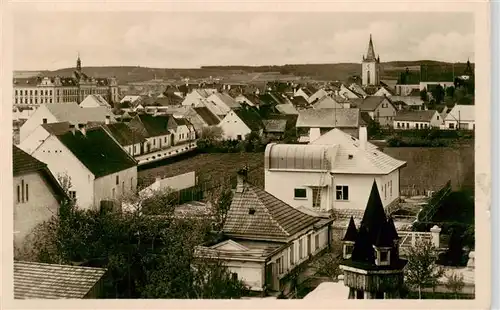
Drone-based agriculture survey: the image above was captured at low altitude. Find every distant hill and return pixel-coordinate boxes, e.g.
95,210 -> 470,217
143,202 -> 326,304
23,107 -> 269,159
23,60 -> 473,85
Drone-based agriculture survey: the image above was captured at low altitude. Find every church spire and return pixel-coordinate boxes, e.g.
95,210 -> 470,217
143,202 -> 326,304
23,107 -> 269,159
76,52 -> 82,72
365,34 -> 377,62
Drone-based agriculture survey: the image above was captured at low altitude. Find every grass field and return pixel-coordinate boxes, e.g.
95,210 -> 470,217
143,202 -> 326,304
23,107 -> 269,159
138,144 -> 474,193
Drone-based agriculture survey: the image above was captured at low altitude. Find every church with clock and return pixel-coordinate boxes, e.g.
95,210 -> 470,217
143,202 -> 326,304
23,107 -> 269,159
362,34 -> 381,87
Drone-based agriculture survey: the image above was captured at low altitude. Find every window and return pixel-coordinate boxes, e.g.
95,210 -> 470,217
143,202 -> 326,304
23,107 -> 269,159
17,185 -> 20,203
15,99 -> 18,104
289,244 -> 295,265
231,273 -> 238,281
15,90 -> 17,96
21,180 -> 25,203
299,239 -> 304,259
153,139 -> 156,146
312,187 -> 321,208
294,188 -> 307,199
42,118 -> 47,124
449,123 -> 455,129
237,134 -> 242,140
112,188 -> 116,199
307,234 -> 312,255
30,90 -> 33,96
344,243 -> 354,258
397,122 -> 400,128
25,183 -> 29,201
437,115 -> 440,120
384,184 -> 387,199
336,185 -> 349,201
416,123 -> 419,129
406,123 -> 409,129
276,257 -> 284,275
315,234 -> 320,250
116,175 -> 119,185
122,181 -> 124,193
69,191 -> 76,200
380,250 -> 389,262
164,137 -> 167,143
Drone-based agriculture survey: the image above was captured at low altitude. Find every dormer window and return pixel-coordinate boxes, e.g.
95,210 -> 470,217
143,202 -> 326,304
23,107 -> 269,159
343,241 -> 354,259
348,154 -> 353,160
375,247 -> 391,266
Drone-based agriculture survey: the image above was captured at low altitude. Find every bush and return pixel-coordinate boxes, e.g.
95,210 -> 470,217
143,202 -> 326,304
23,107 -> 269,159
197,132 -> 268,153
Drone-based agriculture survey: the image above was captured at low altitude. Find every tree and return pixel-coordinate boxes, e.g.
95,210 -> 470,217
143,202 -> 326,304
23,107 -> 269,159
311,243 -> 342,281
444,272 -> 465,299
420,89 -> 429,102
367,119 -> 382,139
445,86 -> 455,98
404,239 -> 445,299
200,126 -> 223,141
430,85 -> 445,105
208,185 -> 234,230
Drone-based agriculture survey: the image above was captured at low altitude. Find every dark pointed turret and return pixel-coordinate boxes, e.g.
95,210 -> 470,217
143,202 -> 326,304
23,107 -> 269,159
76,53 -> 82,72
360,180 -> 387,240
464,58 -> 473,76
351,225 -> 376,264
342,216 -> 358,242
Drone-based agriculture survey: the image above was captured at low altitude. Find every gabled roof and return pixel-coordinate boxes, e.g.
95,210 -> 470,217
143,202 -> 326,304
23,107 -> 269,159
312,96 -> 344,110
80,94 -> 111,108
310,128 -> 407,174
43,103 -> 115,125
120,95 -> 142,103
103,123 -> 147,147
193,106 -> 220,126
291,96 -> 310,109
223,181 -> 319,242
275,103 -> 299,115
209,92 -> 241,109
131,114 -> 170,137
297,108 -> 362,128
154,93 -> 183,106
359,96 -> 392,112
54,126 -> 137,178
301,86 -> 318,97
14,261 -> 107,299
262,119 -> 287,133
234,107 -> 265,131
348,83 -> 367,97
444,104 -> 475,122
13,145 -> 47,176
394,110 -> 437,122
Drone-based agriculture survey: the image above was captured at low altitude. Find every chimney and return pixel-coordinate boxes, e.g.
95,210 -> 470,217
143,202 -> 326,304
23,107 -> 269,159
69,124 -> 76,135
105,115 -> 111,125
78,123 -> 86,136
236,166 -> 248,193
359,126 -> 367,150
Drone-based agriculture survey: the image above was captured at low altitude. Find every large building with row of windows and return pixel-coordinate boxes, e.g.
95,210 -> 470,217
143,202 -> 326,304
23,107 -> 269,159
13,56 -> 119,107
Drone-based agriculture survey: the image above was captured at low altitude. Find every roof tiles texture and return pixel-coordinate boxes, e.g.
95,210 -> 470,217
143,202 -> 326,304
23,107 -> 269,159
193,106 -> 220,126
223,182 -> 319,242
14,261 -> 107,299
104,123 -> 147,146
296,108 -> 361,128
394,110 -> 437,122
13,145 -> 47,176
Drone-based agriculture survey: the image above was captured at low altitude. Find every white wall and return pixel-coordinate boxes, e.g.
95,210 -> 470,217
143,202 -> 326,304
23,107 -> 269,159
174,124 -> 195,144
294,89 -> 310,102
308,89 -> 328,104
224,261 -> 265,291
265,169 -> 400,211
30,135 -> 96,210
219,111 -> 251,140
145,134 -> 171,153
19,105 -> 57,142
373,99 -> 397,126
13,172 -> 61,250
394,120 -> 431,130
181,92 -> 203,107
19,126 -> 51,154
124,142 -> 143,156
93,166 -> 138,207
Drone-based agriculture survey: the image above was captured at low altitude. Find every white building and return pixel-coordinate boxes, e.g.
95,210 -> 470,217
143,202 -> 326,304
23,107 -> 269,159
394,110 -> 443,130
20,123 -> 138,210
195,171 -> 334,294
181,89 -> 217,107
120,95 -> 142,105
308,88 -> 329,104
443,104 -> 475,130
264,127 -> 406,213
361,35 -> 381,87
219,108 -> 264,140
13,145 -> 67,251
19,102 -> 116,143
79,94 -> 111,109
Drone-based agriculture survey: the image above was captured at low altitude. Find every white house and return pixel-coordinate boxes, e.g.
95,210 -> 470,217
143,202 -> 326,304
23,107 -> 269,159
294,86 -> 318,102
443,104 -> 475,130
19,103 -> 116,143
358,96 -> 397,126
308,88 -> 329,104
79,94 -> 111,109
22,123 -> 138,210
234,94 -> 256,107
194,171 -> 334,294
181,89 -> 216,107
394,110 -> 442,130
120,95 -> 142,105
264,127 -> 406,213
13,145 -> 67,251
219,108 -> 264,140
103,122 -> 148,156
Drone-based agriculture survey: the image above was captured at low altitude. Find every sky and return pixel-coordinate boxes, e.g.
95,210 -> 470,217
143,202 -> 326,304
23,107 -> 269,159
13,11 -> 474,70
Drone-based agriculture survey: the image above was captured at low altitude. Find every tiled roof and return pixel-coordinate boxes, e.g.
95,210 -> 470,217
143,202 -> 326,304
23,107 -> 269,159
296,108 -> 362,128
193,106 -> 220,126
211,93 -> 241,109
394,110 -> 437,122
80,94 -> 111,108
14,261 -> 107,299
291,96 -> 310,109
104,123 -> 147,147
275,103 -> 298,115
234,107 -> 265,131
154,93 -> 183,106
55,126 -> 137,178
13,145 -> 47,176
302,86 -> 318,97
44,103 -> 115,125
312,96 -> 344,110
263,119 -> 287,133
310,128 -> 406,174
359,96 -> 392,111
348,83 -> 367,97
223,181 -> 319,242
131,114 -> 170,137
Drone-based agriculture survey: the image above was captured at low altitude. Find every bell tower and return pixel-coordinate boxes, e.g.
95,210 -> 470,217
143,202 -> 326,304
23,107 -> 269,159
76,52 -> 82,72
362,34 -> 380,87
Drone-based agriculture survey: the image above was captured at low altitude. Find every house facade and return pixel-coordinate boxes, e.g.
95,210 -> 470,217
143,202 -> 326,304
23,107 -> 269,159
394,110 -> 442,129
218,108 -> 264,140
359,96 -> 397,127
194,169 -> 334,294
264,128 -> 406,213
443,104 -> 475,130
104,123 -> 147,156
23,124 -> 138,210
13,146 -> 67,251
79,94 -> 111,109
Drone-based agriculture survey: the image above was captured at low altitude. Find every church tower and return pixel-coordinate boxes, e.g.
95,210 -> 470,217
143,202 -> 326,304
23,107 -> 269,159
76,53 -> 82,72
362,34 -> 380,86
